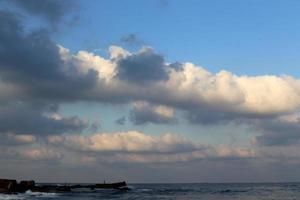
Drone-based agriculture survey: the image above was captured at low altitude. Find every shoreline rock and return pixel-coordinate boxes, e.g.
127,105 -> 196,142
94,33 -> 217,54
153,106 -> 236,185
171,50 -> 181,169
0,179 -> 129,194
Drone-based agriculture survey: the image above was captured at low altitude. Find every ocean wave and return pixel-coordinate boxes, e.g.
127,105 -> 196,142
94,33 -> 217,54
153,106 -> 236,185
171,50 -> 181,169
0,194 -> 24,200
218,189 -> 248,194
24,190 -> 58,197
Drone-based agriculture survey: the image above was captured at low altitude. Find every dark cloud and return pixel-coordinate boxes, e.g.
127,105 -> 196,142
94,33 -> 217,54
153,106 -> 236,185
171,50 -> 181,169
186,110 -> 234,125
255,117 -> 300,146
10,0 -> 77,25
129,103 -> 177,125
115,116 -> 126,125
0,10 -> 98,101
0,10 -> 97,137
117,48 -> 169,84
0,101 -> 89,135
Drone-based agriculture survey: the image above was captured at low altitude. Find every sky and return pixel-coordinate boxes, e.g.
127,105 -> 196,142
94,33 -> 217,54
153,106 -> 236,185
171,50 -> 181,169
1,0 -> 300,183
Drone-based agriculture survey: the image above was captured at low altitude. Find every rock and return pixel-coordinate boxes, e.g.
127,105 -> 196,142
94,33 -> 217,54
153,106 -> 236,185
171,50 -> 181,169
0,179 -> 17,193
19,180 -> 35,188
18,180 -> 35,192
95,181 -> 127,189
32,185 -> 71,193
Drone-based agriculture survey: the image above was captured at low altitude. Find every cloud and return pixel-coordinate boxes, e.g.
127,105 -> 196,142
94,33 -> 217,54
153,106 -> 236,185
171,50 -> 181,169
47,131 -> 199,154
163,64 -> 300,120
7,133 -> 36,144
21,148 -> 62,160
9,0 -> 77,25
130,101 -> 177,125
1,13 -> 300,143
254,114 -> 300,146
0,133 -> 36,146
2,1 -> 300,151
63,48 -> 300,123
116,47 -> 169,84
0,145 -> 62,162
2,10 -> 298,127
0,10 -> 98,101
2,0 -> 300,182
43,130 -> 258,164
0,101 -> 90,135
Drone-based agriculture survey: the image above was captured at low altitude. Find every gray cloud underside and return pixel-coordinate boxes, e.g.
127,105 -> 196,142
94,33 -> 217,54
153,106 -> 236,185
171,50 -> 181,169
129,101 -> 177,125
0,102 -> 88,135
0,10 -> 97,135
253,115 -> 300,146
116,47 -> 169,84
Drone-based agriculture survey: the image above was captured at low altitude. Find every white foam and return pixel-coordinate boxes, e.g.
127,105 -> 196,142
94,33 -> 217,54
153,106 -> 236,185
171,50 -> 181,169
25,190 -> 58,198
0,194 -> 24,200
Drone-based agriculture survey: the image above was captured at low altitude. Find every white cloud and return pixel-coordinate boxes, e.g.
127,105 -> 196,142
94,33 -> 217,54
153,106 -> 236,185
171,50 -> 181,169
59,46 -> 117,81
48,131 -> 198,153
108,45 -> 130,59
164,63 -> 300,116
58,46 -> 300,124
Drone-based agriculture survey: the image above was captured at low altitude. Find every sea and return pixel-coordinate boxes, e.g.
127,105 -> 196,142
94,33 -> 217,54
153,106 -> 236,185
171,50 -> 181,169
1,182 -> 300,200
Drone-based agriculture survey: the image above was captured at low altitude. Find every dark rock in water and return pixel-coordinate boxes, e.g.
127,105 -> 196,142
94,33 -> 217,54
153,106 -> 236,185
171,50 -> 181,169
20,180 -> 35,188
0,179 -> 17,193
32,185 -> 71,193
0,179 -> 129,193
18,180 -> 35,192
71,181 -> 129,190
95,181 -> 127,189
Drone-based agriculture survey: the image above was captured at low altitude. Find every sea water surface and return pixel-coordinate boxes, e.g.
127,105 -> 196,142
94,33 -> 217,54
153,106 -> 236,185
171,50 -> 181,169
1,183 -> 300,200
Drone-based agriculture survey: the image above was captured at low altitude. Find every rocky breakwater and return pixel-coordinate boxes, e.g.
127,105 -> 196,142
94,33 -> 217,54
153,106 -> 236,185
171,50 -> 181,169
0,179 -> 17,193
0,179 -> 130,193
0,179 -> 70,193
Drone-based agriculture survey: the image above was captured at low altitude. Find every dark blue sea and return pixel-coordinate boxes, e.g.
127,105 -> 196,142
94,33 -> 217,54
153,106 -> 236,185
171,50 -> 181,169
1,183 -> 300,200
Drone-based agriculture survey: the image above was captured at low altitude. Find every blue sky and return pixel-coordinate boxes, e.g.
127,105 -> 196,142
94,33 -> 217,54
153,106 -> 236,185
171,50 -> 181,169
1,0 -> 300,183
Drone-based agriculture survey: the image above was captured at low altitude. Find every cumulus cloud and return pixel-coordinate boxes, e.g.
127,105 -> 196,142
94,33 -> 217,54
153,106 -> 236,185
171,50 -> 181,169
3,0 -> 300,182
70,48 -> 300,144
0,10 -> 97,137
1,15 -> 300,143
116,47 -> 169,84
163,64 -> 300,119
0,10 -> 98,101
60,47 -> 300,123
2,1 -> 300,149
